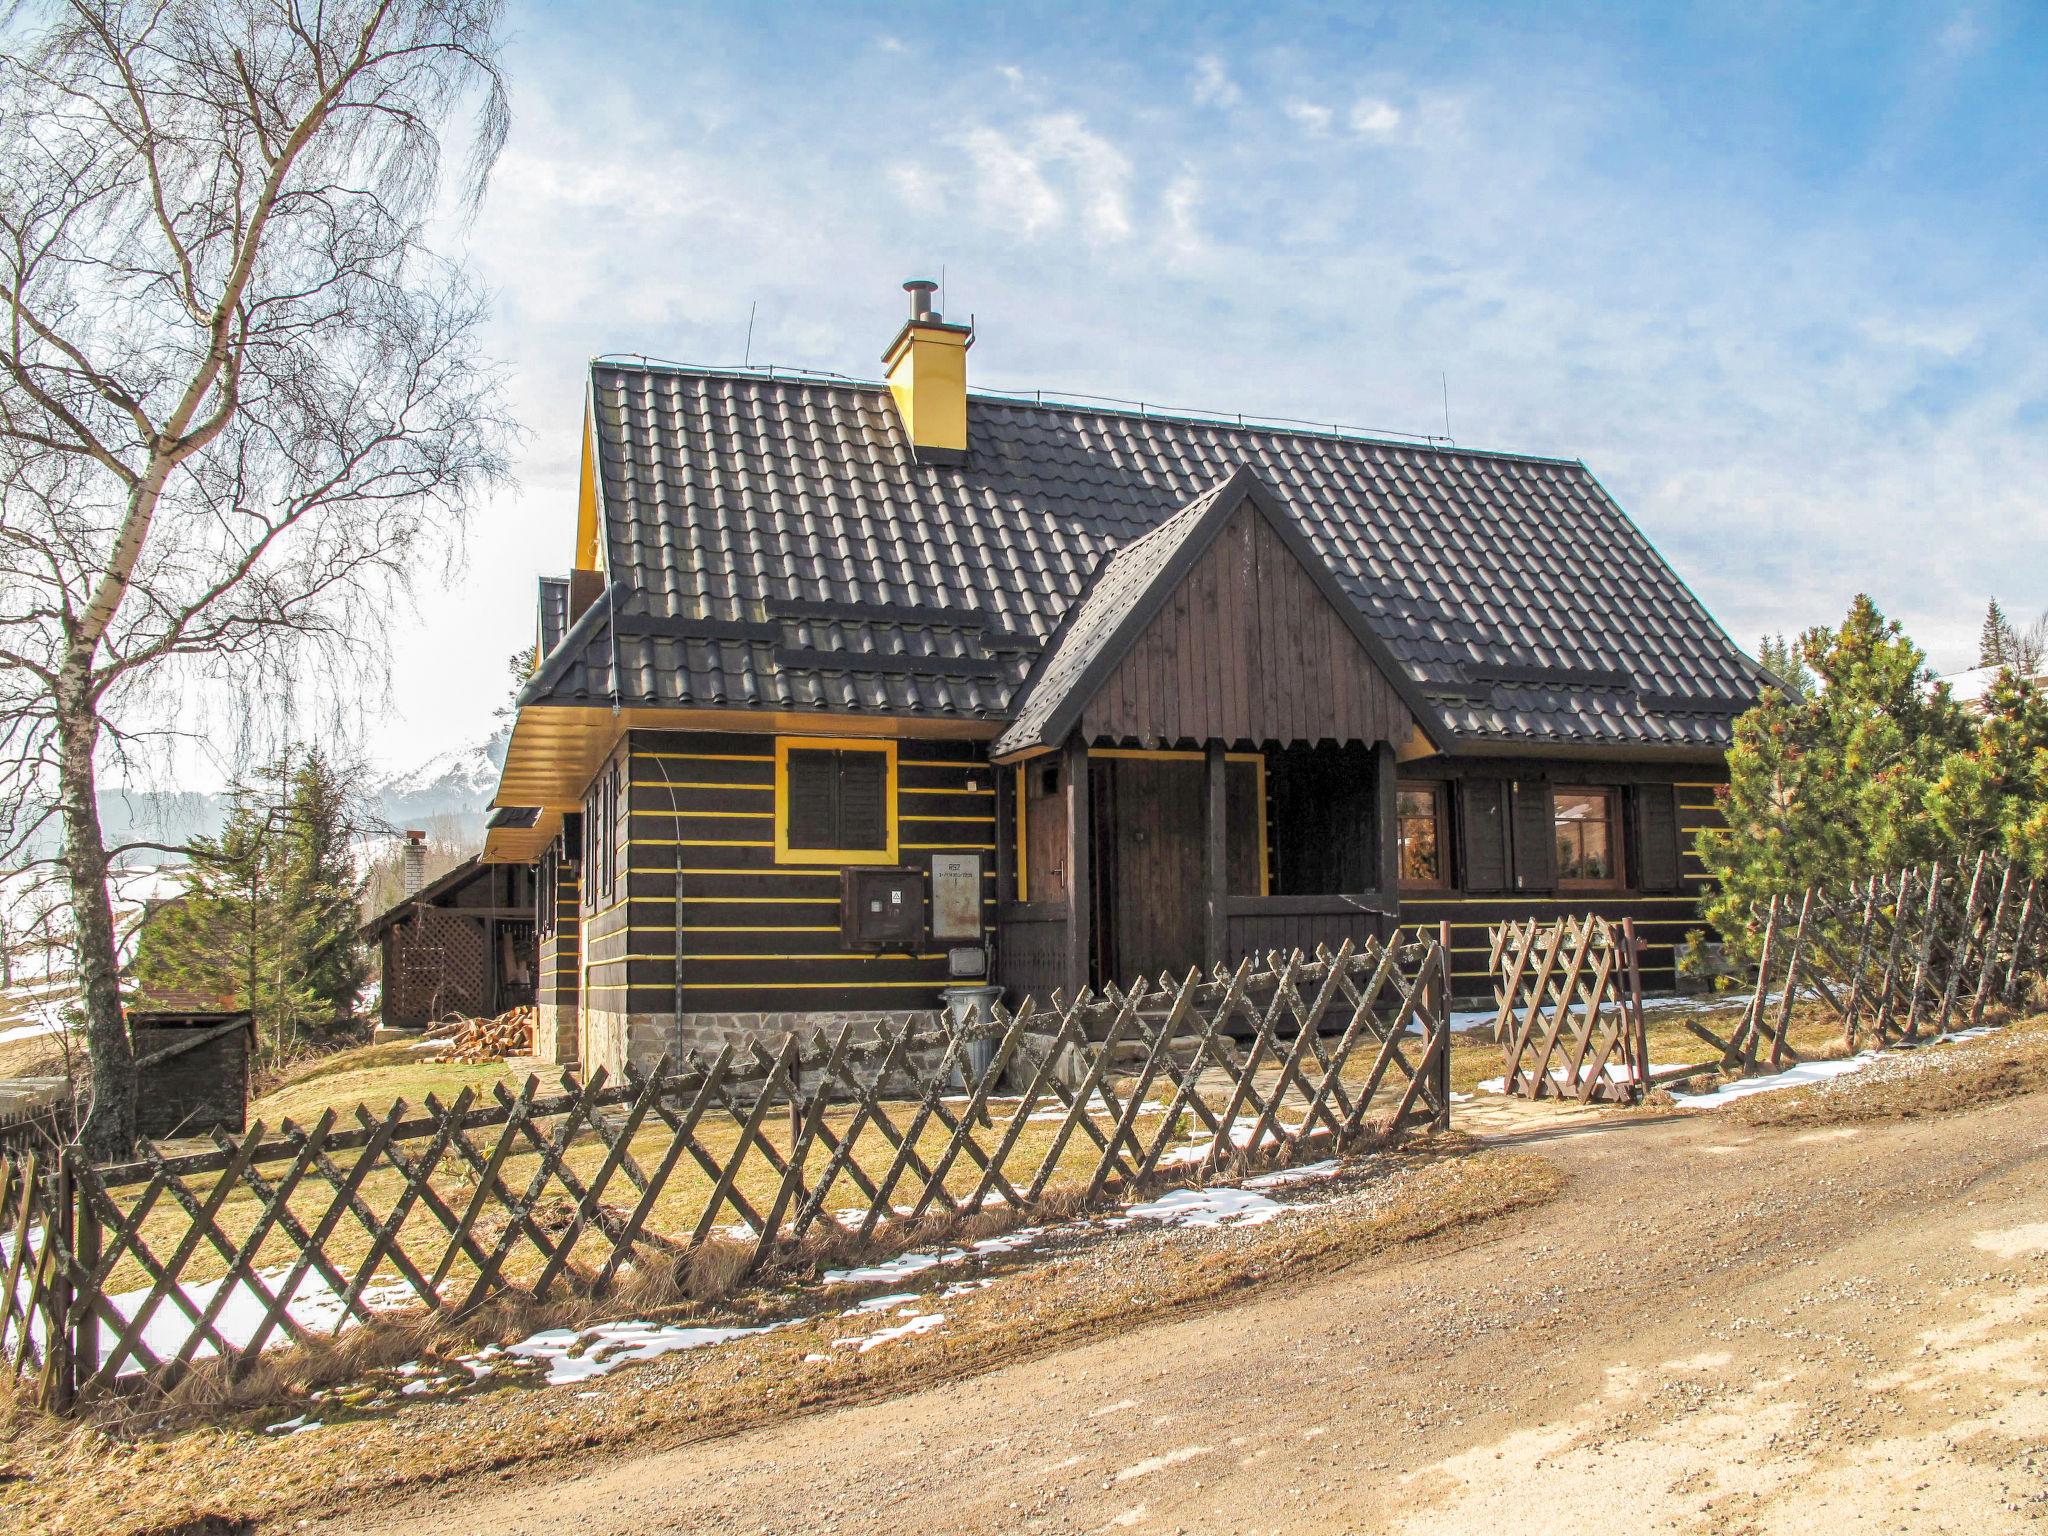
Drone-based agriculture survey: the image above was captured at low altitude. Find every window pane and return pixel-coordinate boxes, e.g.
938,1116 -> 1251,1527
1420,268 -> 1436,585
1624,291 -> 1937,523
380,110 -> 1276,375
1396,786 -> 1441,885
1553,789 -> 1614,886
1581,821 -> 1610,880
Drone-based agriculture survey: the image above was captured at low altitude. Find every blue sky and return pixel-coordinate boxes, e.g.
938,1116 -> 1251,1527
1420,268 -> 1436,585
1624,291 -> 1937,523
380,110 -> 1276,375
373,0 -> 2047,771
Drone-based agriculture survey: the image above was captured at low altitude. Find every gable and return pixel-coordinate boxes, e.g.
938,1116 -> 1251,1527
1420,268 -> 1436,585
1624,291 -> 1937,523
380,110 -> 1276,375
1082,501 -> 1423,750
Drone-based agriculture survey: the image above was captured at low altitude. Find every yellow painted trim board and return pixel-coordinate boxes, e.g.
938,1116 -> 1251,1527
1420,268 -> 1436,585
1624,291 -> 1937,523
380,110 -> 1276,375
1014,763 -> 1028,902
681,979 -> 946,992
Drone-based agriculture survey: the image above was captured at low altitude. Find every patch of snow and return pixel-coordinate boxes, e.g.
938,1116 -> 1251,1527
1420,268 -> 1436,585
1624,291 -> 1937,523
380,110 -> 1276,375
833,1311 -> 945,1354
1241,1159 -> 1341,1190
504,1319 -> 769,1386
841,1290 -> 922,1315
1124,1186 -> 1289,1229
823,1251 -> 960,1287
1669,1054 -> 1879,1107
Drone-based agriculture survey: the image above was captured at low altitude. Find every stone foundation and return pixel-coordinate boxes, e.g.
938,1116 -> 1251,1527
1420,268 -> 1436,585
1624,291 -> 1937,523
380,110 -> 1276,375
533,1001 -> 578,1065
582,1008 -> 959,1080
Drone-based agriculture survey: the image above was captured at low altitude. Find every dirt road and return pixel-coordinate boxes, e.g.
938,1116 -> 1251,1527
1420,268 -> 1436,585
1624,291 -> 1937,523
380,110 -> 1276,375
331,1097 -> 2048,1535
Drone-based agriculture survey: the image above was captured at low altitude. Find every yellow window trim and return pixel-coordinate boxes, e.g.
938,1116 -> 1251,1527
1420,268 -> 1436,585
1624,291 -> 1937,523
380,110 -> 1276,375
1014,763 -> 1029,902
774,736 -> 899,866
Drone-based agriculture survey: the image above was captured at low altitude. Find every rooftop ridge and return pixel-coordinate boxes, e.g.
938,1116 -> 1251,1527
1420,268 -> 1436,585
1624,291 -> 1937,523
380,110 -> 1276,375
587,354 -> 1589,471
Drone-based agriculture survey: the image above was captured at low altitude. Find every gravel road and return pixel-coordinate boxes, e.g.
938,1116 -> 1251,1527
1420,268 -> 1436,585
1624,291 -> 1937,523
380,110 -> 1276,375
326,1095 -> 2048,1535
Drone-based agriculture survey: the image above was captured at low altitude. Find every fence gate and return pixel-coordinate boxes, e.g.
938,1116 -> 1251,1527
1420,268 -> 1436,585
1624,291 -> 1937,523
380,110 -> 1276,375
1489,915 -> 1649,1102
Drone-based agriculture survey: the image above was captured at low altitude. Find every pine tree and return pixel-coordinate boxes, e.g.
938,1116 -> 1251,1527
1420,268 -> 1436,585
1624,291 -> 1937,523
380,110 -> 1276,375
1698,595 -> 1975,957
128,747 -> 366,1062
1980,599 -> 2016,670
1926,672 -> 2048,874
1756,633 -> 1814,698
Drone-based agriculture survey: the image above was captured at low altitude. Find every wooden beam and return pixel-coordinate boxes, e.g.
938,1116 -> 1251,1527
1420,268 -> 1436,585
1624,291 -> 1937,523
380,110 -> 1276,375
1063,733 -> 1092,998
1374,740 -> 1400,909
1204,740 -> 1227,969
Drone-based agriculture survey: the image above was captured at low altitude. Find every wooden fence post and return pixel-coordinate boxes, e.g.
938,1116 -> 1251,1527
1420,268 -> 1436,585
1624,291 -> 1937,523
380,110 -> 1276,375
1435,921 -> 1454,1129
48,1150 -> 75,1413
1622,915 -> 1648,1097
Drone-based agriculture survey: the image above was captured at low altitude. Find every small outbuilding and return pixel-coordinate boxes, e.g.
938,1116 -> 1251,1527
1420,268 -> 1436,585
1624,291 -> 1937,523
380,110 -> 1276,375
128,999 -> 255,1140
361,853 -> 536,1032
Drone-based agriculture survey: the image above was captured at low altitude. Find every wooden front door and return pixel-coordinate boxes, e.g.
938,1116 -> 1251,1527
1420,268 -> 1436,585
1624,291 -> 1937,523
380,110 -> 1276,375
1093,758 -> 1207,988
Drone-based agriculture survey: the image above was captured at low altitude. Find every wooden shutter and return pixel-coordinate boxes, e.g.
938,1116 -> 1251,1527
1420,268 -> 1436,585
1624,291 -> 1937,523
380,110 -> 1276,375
837,750 -> 890,851
1511,780 -> 1557,893
1459,778 -> 1510,893
1636,783 -> 1681,893
785,749 -> 840,849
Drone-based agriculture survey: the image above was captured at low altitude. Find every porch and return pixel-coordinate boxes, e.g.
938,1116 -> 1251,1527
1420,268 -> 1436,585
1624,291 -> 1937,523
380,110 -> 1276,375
995,736 -> 1405,1001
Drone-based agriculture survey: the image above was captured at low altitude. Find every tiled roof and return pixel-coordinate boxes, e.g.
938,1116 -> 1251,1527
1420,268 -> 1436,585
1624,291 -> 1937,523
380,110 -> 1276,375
523,363 -> 1765,751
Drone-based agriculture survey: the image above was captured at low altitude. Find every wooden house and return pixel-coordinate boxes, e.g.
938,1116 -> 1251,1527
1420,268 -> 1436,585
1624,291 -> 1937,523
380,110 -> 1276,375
483,282 -> 1762,1074
360,855 -> 537,1032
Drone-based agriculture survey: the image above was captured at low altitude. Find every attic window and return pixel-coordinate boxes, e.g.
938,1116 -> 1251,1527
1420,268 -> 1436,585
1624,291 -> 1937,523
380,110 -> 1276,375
775,738 -> 898,866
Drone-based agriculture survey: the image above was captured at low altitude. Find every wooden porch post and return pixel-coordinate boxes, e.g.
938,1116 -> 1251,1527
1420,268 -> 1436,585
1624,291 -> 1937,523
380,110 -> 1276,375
1374,740 -> 1400,914
1204,741 -> 1227,970
1063,733 -> 1092,998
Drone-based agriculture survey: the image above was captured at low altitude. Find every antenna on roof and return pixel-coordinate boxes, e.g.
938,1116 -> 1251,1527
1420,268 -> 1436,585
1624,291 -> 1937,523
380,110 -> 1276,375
743,301 -> 758,367
1440,371 -> 1451,442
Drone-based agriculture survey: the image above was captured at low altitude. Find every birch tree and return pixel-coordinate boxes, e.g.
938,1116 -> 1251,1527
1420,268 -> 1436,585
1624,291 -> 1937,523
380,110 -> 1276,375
0,0 -> 511,1157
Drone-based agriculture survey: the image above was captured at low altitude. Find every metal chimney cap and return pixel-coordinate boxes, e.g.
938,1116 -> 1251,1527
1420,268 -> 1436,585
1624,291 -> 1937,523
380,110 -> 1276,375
903,278 -> 939,321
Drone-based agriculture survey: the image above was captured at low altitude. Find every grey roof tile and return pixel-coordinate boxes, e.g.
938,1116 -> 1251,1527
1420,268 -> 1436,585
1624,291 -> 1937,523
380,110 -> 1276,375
522,364 -> 1765,750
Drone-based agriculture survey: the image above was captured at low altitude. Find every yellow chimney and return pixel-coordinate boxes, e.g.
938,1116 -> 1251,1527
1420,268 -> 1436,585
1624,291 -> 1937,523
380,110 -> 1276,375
883,278 -> 973,462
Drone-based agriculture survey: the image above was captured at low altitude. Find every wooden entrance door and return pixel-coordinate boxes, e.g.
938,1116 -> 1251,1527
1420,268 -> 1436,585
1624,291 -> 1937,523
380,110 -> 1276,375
1093,758 -> 1206,988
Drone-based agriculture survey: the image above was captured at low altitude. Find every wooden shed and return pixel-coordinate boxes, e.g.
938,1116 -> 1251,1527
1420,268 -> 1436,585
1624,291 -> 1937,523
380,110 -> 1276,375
128,1002 -> 254,1141
361,856 -> 537,1031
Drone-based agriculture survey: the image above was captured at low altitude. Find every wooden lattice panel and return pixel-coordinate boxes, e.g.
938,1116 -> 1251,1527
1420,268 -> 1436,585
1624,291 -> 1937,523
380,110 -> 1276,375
1488,915 -> 1648,1103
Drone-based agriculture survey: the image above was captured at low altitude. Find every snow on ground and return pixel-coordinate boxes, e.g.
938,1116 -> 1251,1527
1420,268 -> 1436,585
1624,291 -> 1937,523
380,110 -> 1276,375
833,1310 -> 946,1354
1475,1061 -> 1693,1095
1670,1024 -> 2004,1108
505,1320 -> 772,1386
1123,1186 -> 1290,1229
821,1228 -> 1042,1288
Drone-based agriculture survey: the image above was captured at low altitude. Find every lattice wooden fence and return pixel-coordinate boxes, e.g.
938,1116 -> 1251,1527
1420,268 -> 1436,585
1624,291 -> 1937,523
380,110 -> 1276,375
1705,852 -> 2046,1070
1,934 -> 1451,1411
1487,915 -> 1649,1102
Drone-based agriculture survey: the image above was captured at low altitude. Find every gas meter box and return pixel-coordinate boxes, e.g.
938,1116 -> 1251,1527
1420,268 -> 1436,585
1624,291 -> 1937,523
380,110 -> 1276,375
840,866 -> 926,949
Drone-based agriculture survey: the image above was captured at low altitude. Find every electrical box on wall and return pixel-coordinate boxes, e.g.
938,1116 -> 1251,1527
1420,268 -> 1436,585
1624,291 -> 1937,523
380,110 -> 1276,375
840,866 -> 925,949
928,852 -> 984,941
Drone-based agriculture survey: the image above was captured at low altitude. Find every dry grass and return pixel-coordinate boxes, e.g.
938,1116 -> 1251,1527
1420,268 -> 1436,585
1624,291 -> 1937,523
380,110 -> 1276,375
0,1137 -> 1561,1536
1722,1009 -> 2048,1128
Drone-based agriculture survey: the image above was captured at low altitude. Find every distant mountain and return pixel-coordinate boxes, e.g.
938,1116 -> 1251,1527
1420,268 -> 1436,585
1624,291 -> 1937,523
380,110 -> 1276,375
76,728 -> 510,861
366,726 -> 509,839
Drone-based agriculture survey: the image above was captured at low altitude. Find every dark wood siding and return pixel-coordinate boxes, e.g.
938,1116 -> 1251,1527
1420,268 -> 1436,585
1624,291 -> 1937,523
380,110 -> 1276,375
536,835 -> 580,1020
1459,777 -> 1511,893
1080,503 -> 1420,749
1399,758 -> 1729,998
605,729 -> 996,1017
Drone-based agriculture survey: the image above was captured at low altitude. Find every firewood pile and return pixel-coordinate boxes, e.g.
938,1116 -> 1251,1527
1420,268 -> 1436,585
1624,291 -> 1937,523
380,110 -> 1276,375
434,1004 -> 536,1063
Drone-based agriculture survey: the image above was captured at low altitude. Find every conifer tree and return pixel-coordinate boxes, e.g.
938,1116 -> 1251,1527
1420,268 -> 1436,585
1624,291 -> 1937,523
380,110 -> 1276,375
1698,595 -> 1974,955
1926,672 -> 2048,874
1980,599 -> 2014,669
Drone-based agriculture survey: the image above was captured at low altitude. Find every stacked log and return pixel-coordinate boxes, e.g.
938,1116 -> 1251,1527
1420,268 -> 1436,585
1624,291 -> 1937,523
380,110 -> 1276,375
434,1004 -> 536,1063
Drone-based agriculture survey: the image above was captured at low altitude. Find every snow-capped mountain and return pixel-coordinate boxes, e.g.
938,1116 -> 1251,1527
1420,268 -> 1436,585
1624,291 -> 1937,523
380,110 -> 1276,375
366,727 -> 508,831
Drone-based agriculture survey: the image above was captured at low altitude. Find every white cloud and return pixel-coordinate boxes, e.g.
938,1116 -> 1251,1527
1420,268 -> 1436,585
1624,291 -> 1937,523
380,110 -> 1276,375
1191,54 -> 1242,109
1161,174 -> 1207,265
1351,97 -> 1402,137
997,64 -> 1026,86
1936,8 -> 1985,56
1285,100 -> 1333,135
959,113 -> 1133,243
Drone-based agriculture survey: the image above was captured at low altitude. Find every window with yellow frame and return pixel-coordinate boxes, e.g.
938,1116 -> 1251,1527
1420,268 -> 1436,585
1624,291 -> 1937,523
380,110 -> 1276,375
774,737 -> 899,865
